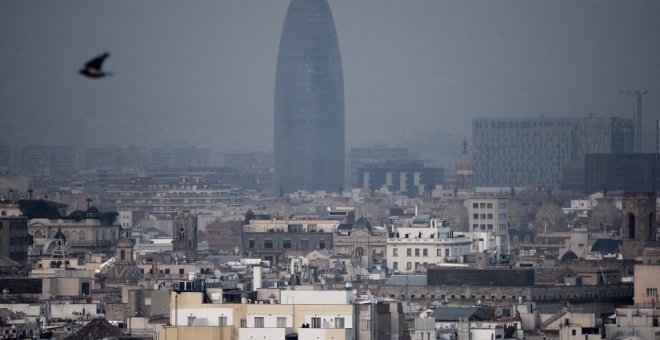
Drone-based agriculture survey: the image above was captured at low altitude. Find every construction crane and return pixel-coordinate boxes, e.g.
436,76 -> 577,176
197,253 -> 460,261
620,90 -> 649,153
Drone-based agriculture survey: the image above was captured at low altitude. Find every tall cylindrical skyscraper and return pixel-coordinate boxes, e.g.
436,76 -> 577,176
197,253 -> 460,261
274,0 -> 345,194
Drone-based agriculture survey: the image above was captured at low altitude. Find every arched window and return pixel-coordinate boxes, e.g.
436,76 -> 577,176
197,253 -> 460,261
179,228 -> 185,242
649,212 -> 655,241
79,231 -> 85,241
628,213 -> 635,239
120,249 -> 126,261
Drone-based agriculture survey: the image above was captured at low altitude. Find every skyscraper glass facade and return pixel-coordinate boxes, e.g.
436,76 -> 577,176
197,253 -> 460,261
274,0 -> 345,193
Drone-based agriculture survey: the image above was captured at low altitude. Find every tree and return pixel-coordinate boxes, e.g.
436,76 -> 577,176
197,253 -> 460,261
17,200 -> 61,219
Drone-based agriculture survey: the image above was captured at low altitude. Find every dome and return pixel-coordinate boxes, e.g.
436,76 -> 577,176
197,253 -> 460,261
115,237 -> 133,248
354,217 -> 372,230
456,151 -> 473,171
455,139 -> 473,171
53,228 -> 67,244
561,250 -> 578,261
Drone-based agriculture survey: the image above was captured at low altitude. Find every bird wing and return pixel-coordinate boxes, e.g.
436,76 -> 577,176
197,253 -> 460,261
85,52 -> 110,71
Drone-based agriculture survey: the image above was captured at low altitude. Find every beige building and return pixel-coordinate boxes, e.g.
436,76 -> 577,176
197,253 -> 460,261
634,264 -> 660,306
29,218 -> 119,260
333,217 -> 387,267
163,288 -> 405,340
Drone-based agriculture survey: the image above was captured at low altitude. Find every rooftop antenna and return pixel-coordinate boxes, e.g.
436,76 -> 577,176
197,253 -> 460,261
620,90 -> 648,153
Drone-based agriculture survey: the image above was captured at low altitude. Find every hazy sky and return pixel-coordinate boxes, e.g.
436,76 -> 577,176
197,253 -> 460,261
1,1 -> 660,159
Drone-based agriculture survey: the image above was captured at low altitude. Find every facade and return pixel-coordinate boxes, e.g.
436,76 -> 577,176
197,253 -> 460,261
28,218 -> 119,260
465,198 -> 509,253
473,115 -> 634,189
163,289 -> 405,340
348,146 -> 410,188
584,153 -> 658,194
387,218 -> 472,273
0,204 -> 30,265
357,161 -> 444,197
473,117 -> 574,188
172,211 -> 198,261
633,264 -> 660,306
242,215 -> 339,265
224,152 -> 273,170
274,0 -> 345,193
612,117 -> 635,154
18,146 -> 79,175
85,147 -> 142,170
333,218 -> 387,267
148,147 -> 209,170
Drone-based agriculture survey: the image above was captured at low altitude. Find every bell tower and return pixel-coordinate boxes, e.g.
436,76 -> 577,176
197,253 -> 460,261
173,211 -> 198,261
621,192 -> 657,260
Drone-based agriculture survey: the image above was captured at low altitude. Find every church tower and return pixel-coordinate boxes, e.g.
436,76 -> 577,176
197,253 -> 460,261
173,211 -> 198,262
114,229 -> 135,264
621,192 -> 657,260
455,139 -> 474,199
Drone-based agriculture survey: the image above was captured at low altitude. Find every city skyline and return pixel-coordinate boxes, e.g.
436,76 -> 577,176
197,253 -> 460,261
1,1 -> 659,158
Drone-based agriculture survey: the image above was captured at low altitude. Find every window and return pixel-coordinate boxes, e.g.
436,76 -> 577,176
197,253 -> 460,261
301,240 -> 309,249
487,214 -> 493,219
393,262 -> 398,269
480,203 -> 486,208
319,240 -> 326,249
264,240 -> 273,249
487,203 -> 493,209
360,319 -> 371,330
393,248 -> 398,257
283,240 -> 292,249
311,317 -> 321,328
254,317 -> 264,328
423,249 -> 428,256
415,248 -> 420,256
473,214 -> 479,219
647,288 -> 658,297
187,316 -> 196,326
277,317 -> 287,328
445,249 -> 450,256
218,316 -> 228,326
240,319 -> 247,328
165,268 -> 170,274
406,262 -> 412,270
437,249 -> 442,256
472,203 -> 478,208
572,330 -> 576,336
335,317 -> 345,328
407,248 -> 412,256
179,268 -> 184,275
248,240 -> 255,249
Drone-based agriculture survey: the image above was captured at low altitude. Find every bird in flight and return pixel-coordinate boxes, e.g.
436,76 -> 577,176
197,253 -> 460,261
79,52 -> 113,78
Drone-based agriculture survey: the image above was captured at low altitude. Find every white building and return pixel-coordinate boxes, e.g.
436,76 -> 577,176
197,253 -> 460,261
465,198 -> 509,253
387,215 -> 472,273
